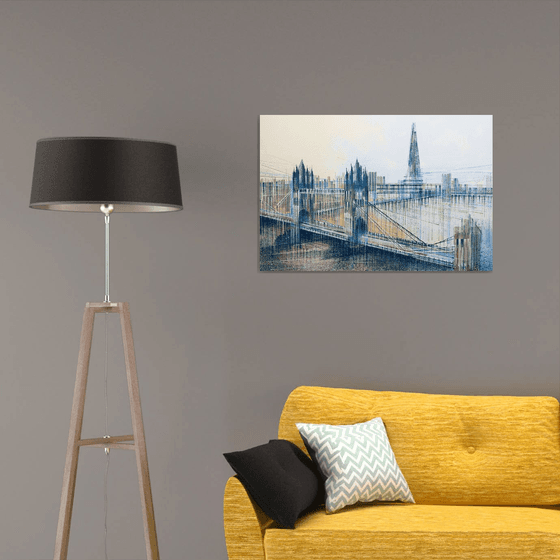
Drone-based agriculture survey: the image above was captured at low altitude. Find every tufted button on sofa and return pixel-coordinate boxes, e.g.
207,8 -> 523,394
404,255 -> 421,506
224,386 -> 560,560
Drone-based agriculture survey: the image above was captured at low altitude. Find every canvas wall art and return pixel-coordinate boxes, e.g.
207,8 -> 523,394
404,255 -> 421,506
260,115 -> 493,272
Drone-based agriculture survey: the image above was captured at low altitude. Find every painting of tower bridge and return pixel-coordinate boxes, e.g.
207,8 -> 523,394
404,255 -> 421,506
260,115 -> 493,272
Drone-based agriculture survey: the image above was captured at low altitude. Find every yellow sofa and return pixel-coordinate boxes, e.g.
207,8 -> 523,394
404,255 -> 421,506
224,386 -> 560,560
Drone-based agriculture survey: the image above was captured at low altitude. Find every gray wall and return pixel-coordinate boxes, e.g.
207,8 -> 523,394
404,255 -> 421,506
0,1 -> 558,559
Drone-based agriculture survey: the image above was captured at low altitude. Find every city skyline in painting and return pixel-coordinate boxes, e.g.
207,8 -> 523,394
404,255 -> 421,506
260,115 -> 493,272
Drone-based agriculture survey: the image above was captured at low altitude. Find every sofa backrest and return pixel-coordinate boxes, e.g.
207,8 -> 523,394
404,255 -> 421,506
278,386 -> 560,506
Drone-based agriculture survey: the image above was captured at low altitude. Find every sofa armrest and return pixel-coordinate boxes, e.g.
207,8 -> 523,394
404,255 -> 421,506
223,476 -> 275,560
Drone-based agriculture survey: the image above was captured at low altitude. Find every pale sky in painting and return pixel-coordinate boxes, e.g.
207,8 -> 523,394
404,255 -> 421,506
260,115 -> 492,184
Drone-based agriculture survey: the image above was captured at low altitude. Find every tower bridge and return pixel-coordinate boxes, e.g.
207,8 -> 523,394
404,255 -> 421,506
261,175 -> 456,268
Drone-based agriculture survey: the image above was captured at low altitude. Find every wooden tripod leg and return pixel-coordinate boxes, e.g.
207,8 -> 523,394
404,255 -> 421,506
54,305 -> 95,560
119,302 -> 160,560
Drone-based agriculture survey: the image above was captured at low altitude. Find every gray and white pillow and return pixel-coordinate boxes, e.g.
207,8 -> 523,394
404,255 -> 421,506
296,418 -> 414,513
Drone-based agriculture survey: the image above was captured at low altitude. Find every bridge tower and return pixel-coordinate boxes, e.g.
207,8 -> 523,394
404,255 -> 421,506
403,123 -> 423,193
291,160 -> 315,242
344,159 -> 369,241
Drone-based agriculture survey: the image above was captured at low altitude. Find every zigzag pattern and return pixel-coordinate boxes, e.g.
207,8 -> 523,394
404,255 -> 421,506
297,418 -> 414,513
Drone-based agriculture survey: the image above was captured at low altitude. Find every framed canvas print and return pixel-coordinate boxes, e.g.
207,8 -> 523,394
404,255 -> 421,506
260,115 -> 493,272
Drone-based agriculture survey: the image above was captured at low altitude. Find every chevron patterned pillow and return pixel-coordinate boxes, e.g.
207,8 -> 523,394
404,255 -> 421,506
296,418 -> 414,513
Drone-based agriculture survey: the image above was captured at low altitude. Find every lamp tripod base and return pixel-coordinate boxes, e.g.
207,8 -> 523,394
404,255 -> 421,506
54,302 -> 159,560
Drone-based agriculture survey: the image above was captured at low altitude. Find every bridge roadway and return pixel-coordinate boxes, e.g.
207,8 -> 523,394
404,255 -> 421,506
261,210 -> 454,268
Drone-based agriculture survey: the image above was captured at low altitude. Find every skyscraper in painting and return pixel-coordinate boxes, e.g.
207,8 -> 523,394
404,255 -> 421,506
403,123 -> 423,188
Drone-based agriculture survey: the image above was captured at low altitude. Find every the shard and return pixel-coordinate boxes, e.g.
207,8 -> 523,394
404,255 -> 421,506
404,123 -> 423,187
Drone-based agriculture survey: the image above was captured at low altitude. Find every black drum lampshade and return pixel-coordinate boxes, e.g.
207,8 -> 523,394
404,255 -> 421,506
30,137 -> 182,212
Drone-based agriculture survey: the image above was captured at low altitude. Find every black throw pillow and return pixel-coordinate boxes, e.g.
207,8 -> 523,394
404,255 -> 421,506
224,439 -> 324,529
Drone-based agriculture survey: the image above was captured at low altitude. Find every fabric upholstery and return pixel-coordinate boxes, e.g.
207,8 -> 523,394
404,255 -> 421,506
264,503 -> 560,560
224,387 -> 560,560
297,418 -> 414,512
223,476 -> 273,560
279,386 -> 560,505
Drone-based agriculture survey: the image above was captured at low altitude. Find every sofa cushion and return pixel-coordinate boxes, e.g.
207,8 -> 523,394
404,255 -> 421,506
296,418 -> 414,513
223,439 -> 323,529
279,386 -> 560,506
264,503 -> 560,560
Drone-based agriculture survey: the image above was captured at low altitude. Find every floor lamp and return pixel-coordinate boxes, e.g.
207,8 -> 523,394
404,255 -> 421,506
30,137 -> 183,560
